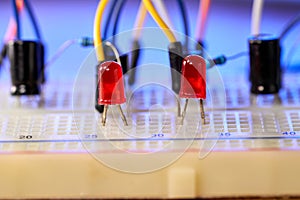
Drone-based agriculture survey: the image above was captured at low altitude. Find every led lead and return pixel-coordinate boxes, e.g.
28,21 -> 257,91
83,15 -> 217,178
97,61 -> 128,126
179,55 -> 206,124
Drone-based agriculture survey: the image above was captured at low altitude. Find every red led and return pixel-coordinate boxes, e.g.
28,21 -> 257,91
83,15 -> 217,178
98,61 -> 126,105
179,55 -> 206,99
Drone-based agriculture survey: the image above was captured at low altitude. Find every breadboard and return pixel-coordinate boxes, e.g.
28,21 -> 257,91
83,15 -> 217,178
0,69 -> 300,198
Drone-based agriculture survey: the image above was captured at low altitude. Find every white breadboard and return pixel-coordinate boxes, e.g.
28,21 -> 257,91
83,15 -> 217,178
0,70 -> 300,198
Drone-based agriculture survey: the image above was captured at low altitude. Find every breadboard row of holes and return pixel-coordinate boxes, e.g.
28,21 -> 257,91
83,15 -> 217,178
1,110 -> 300,137
0,73 -> 300,152
1,86 -> 300,111
0,73 -> 300,110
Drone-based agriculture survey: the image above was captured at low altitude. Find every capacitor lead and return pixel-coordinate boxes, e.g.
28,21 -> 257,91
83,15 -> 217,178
179,55 -> 206,124
97,61 -> 128,126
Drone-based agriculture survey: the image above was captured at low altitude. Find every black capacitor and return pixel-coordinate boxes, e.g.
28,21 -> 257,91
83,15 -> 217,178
168,41 -> 183,94
248,34 -> 281,94
95,62 -> 104,113
128,40 -> 140,85
195,40 -> 205,57
119,54 -> 128,74
7,40 -> 45,96
0,45 -> 7,67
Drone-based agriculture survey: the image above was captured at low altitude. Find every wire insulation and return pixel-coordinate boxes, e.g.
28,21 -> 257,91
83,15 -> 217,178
103,0 -> 118,40
104,41 -> 121,65
5,1 -> 25,42
23,0 -> 42,40
251,0 -> 264,36
11,0 -> 21,39
112,0 -> 127,43
177,0 -> 189,48
45,39 -> 77,68
280,14 -> 300,40
142,0 -> 176,43
195,0 -> 211,41
4,19 -> 18,42
226,51 -> 249,60
152,0 -> 174,30
132,2 -> 148,40
94,0 -> 110,61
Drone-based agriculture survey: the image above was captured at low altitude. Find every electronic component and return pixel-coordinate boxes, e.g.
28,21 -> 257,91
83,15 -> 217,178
3,0 -> 300,199
102,41 -> 128,115
168,41 -> 183,93
3,0 -> 45,97
142,0 -> 183,95
194,40 -> 205,58
128,2 -> 146,86
79,37 -> 94,47
7,40 -> 45,95
248,34 -> 281,94
0,45 -> 6,68
95,41 -> 128,115
93,0 -> 110,115
128,40 -> 140,85
179,55 -> 206,124
97,61 -> 128,126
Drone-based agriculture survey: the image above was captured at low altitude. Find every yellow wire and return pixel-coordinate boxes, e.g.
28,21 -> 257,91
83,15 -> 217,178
93,0 -> 110,61
142,0 -> 176,43
133,1 -> 147,40
136,2 -> 147,29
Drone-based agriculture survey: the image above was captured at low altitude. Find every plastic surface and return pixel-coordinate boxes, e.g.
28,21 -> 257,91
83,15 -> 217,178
1,0 -> 300,198
97,61 -> 126,105
0,151 -> 299,199
179,55 -> 206,99
1,74 -> 300,198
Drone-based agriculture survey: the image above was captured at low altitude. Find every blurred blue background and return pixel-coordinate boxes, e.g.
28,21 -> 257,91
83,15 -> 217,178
0,0 -> 300,85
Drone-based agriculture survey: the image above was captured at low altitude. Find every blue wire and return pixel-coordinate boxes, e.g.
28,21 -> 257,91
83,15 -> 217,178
11,0 -> 21,39
23,0 -> 42,40
280,14 -> 300,40
112,0 -> 127,43
103,0 -> 118,40
177,0 -> 189,49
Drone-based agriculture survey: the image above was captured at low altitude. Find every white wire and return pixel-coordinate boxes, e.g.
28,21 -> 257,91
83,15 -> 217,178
46,39 -> 78,68
152,0 -> 174,30
104,41 -> 121,65
132,0 -> 174,41
251,0 -> 264,36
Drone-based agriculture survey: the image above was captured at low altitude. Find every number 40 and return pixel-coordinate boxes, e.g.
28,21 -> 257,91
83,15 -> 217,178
282,131 -> 296,135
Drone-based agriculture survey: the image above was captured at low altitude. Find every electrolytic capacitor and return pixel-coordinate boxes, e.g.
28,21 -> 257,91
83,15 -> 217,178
248,34 -> 281,94
168,41 -> 183,94
97,61 -> 128,126
179,55 -> 206,124
7,40 -> 45,96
